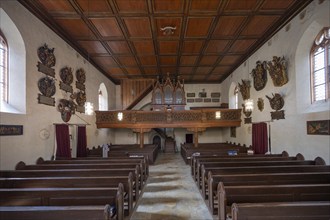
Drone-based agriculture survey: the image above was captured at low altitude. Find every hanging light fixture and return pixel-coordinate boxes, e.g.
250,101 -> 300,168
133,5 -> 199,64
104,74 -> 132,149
244,99 -> 254,112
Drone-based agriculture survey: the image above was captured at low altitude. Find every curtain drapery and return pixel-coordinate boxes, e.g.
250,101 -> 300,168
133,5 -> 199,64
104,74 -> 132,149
252,122 -> 268,154
77,126 -> 87,157
55,124 -> 71,158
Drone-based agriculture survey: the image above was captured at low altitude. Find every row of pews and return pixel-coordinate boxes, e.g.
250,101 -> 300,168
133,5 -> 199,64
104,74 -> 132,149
0,149 -> 153,220
190,149 -> 330,220
87,143 -> 159,164
181,142 -> 250,164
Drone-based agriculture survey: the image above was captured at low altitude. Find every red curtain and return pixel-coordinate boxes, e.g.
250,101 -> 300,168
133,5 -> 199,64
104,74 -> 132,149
55,124 -> 71,158
252,122 -> 268,154
77,126 -> 87,157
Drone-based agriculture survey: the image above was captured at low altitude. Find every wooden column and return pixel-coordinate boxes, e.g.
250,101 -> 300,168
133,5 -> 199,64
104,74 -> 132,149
187,128 -> 206,148
133,128 -> 151,148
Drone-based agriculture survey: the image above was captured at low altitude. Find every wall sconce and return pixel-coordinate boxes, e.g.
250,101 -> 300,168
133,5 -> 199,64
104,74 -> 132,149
215,111 -> 221,119
117,112 -> 123,121
244,99 -> 254,112
242,99 -> 253,124
84,102 -> 94,115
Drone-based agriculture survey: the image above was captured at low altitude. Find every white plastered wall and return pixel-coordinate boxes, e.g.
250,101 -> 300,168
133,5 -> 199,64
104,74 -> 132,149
221,0 -> 330,164
0,1 -> 116,169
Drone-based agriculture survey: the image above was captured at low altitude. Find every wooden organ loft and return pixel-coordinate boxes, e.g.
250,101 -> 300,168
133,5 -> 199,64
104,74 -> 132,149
96,73 -> 242,149
151,73 -> 186,111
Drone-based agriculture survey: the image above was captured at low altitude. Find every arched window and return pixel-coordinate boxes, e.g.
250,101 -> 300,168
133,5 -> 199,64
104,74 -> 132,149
234,86 -> 239,109
0,31 -> 8,103
310,27 -> 330,103
98,83 -> 108,110
0,8 -> 26,114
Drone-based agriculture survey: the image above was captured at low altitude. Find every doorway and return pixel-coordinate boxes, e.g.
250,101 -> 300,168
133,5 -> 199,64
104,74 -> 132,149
185,133 -> 193,144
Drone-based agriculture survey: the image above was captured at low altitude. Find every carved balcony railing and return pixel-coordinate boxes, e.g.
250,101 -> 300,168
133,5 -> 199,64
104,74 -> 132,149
95,109 -> 242,129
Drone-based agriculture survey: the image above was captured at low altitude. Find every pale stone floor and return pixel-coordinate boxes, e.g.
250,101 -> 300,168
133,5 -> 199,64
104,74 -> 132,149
129,152 -> 216,220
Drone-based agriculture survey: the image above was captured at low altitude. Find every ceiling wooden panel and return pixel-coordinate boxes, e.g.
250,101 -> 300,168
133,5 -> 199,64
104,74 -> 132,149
153,0 -> 184,13
91,18 -> 123,37
106,41 -> 131,54
189,0 -> 222,12
123,17 -> 152,38
114,0 -> 148,13
78,41 -> 108,54
185,17 -> 213,37
76,0 -> 112,13
20,0 -> 313,84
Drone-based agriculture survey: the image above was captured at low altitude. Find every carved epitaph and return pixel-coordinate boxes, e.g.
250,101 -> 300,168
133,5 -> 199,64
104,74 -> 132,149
238,80 -> 251,100
59,67 -> 73,93
251,61 -> 267,91
76,68 -> 86,91
267,56 -> 288,87
37,44 -> 56,77
266,93 -> 285,120
37,77 -> 56,106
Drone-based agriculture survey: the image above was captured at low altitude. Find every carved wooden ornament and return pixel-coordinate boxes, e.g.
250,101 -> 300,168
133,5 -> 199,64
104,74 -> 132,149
266,93 -> 285,120
37,44 -> 56,77
37,77 -> 56,106
59,67 -> 73,93
267,56 -> 288,87
251,61 -> 267,91
238,79 -> 251,100
257,98 -> 264,112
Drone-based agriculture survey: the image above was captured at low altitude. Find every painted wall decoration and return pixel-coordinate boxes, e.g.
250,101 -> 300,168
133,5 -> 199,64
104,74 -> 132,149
238,79 -> 251,100
0,125 -> 23,136
37,77 -> 56,106
307,120 -> 330,135
266,93 -> 285,120
257,98 -> 264,112
59,66 -> 73,93
267,56 -> 288,87
37,44 -> 56,77
251,61 -> 267,91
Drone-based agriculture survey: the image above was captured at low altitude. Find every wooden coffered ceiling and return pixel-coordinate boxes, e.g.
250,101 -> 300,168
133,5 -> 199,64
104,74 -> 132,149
19,0 -> 312,85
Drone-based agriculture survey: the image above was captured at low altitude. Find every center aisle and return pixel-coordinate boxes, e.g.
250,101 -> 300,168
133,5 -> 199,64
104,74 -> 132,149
129,153 -> 215,220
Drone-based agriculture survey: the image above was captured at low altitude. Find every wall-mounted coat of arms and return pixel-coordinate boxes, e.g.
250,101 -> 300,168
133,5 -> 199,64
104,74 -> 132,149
238,79 -> 251,100
37,44 -> 56,77
267,56 -> 288,87
59,66 -> 73,93
76,68 -> 86,91
251,61 -> 267,91
58,99 -> 76,122
37,77 -> 56,106
266,93 -> 285,120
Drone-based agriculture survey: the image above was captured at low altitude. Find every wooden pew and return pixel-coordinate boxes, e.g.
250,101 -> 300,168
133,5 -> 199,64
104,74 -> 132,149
0,205 -> 115,220
191,151 -> 295,176
200,165 -> 330,197
191,150 -> 289,168
194,154 -> 308,184
37,157 -> 149,179
0,168 -> 140,199
16,162 -> 145,188
0,184 -> 124,220
198,158 -> 323,191
217,183 -> 330,220
208,172 -> 330,214
230,201 -> 330,220
0,174 -> 135,215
